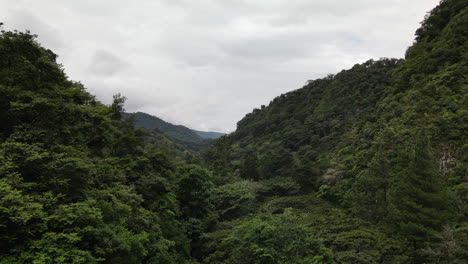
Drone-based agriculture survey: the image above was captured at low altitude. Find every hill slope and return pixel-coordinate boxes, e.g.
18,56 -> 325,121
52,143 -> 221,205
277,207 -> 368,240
193,130 -> 225,140
214,0 -> 466,192
0,28 -> 212,263
204,1 -> 467,263
124,112 -> 225,151
124,112 -> 203,143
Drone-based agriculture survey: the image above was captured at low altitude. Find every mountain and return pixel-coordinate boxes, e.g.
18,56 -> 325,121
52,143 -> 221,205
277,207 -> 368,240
123,112 -> 203,143
193,130 -> 225,139
123,111 -> 225,150
0,28 -> 209,263
0,0 -> 466,263
213,0 -> 466,192
203,0 -> 467,262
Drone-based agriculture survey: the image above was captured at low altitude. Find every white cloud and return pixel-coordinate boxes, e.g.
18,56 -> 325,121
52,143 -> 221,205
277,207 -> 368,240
0,0 -> 440,132
88,50 -> 128,76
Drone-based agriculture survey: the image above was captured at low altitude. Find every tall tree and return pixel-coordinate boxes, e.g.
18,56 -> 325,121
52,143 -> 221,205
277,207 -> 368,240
240,151 -> 259,180
386,133 -> 457,257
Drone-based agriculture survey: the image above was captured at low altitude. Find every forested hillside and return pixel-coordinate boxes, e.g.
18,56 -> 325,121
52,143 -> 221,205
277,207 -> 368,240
193,130 -> 225,140
0,0 -> 466,263
124,112 -> 204,143
123,112 -> 225,153
204,0 -> 467,263
0,26 -> 214,263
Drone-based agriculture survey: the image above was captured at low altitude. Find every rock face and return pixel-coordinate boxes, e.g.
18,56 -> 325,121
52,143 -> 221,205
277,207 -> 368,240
438,146 -> 460,176
322,168 -> 341,183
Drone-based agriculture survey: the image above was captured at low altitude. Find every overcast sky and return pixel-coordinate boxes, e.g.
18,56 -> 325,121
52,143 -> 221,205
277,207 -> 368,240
0,0 -> 440,132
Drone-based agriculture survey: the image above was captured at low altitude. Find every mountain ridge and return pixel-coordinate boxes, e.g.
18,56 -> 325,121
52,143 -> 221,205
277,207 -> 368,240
123,111 -> 226,150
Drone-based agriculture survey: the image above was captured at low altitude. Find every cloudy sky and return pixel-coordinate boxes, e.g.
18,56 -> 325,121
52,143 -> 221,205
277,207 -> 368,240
0,0 -> 440,132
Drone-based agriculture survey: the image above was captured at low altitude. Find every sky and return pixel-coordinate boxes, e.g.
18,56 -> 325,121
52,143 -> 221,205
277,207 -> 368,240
0,0 -> 440,133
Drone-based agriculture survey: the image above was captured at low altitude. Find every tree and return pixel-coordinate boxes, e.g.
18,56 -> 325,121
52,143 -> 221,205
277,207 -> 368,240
349,148 -> 392,223
386,134 -> 457,257
216,210 -> 333,264
240,151 -> 259,180
110,93 -> 126,120
177,164 -> 215,260
203,136 -> 231,177
212,180 -> 256,221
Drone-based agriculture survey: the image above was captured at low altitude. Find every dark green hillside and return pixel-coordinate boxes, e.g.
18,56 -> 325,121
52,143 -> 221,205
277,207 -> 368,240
334,1 -> 468,257
228,59 -> 400,174
0,28 -> 211,263
124,112 -> 203,143
206,58 -> 402,188
214,0 -> 466,200
232,58 -> 400,150
124,112 -> 225,151
203,0 -> 467,263
193,130 -> 225,140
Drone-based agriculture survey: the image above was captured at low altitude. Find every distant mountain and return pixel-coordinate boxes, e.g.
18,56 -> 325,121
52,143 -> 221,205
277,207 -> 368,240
193,130 -> 225,139
123,112 -> 225,150
123,112 -> 202,143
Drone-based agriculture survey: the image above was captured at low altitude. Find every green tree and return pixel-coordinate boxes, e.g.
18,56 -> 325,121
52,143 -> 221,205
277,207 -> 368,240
177,164 -> 215,260
212,180 -> 257,221
240,151 -> 259,180
386,134 -> 457,255
216,210 -> 333,264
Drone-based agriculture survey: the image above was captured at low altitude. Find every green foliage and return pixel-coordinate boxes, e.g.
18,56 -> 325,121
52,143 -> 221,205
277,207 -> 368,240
177,164 -> 216,260
239,151 -> 259,180
213,210 -> 333,264
1,0 -> 466,262
19,232 -> 98,264
386,135 -> 457,249
177,164 -> 215,220
336,2 -> 466,260
229,58 -> 400,158
212,180 -> 258,221
124,111 -> 221,152
0,179 -> 47,251
260,195 -> 411,264
422,225 -> 468,264
258,177 -> 300,197
203,136 -> 232,178
202,1 -> 467,262
0,28 -> 195,263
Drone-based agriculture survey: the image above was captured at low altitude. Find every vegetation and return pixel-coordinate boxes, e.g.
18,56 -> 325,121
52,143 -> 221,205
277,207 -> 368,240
0,0 -> 466,263
123,112 -> 224,152
204,0 -> 467,263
